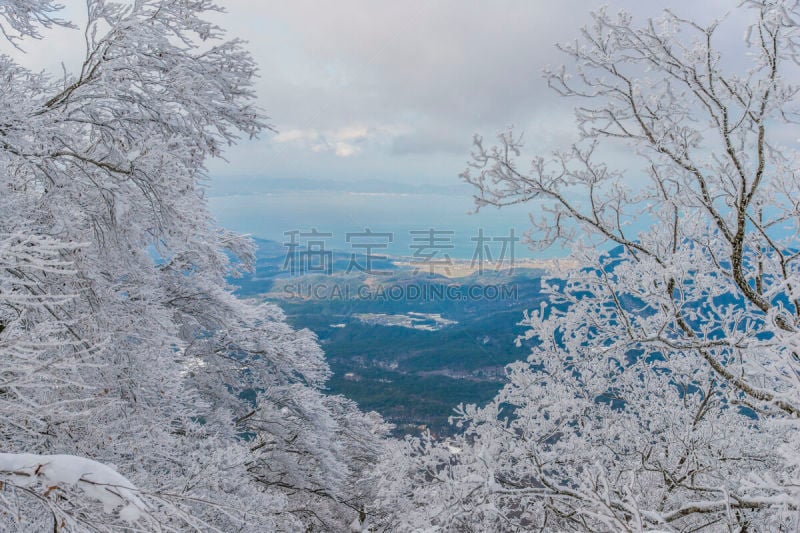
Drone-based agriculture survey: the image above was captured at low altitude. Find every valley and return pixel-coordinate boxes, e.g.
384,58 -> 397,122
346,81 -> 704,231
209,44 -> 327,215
232,239 -> 556,436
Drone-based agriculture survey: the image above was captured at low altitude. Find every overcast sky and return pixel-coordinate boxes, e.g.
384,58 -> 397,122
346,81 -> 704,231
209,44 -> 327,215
210,1 -> 745,191
5,0 -> 744,197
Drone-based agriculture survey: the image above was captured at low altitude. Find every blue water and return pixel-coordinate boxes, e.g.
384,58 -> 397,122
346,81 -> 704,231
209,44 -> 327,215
209,191 -> 567,259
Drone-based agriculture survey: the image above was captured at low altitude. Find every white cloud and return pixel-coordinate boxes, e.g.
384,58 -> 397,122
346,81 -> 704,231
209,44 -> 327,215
334,142 -> 359,157
272,123 -> 408,158
335,125 -> 369,141
274,129 -> 318,143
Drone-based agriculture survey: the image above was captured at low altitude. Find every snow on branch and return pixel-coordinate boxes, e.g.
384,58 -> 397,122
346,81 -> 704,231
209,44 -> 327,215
0,453 -> 146,523
0,0 -> 73,46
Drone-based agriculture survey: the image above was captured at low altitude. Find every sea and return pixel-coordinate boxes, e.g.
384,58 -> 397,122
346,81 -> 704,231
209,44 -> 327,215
209,190 -> 568,260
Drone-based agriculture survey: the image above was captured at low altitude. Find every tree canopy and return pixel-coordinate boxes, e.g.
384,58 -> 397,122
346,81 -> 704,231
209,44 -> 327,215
371,1 -> 800,530
0,1 -> 387,530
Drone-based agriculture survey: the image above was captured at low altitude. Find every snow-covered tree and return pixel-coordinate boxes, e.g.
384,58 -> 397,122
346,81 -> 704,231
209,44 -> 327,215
0,1 -> 387,530
373,1 -> 800,531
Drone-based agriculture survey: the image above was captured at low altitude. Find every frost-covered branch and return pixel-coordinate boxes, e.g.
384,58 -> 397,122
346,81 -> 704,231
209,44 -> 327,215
0,0 -> 73,46
378,1 -> 800,530
0,1 -> 387,531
